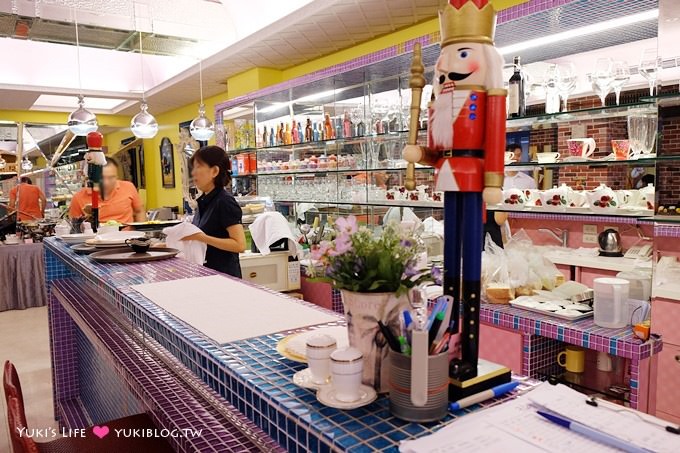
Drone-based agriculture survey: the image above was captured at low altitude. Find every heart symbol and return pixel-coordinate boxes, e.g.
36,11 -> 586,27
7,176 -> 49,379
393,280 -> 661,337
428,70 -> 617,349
92,426 -> 110,439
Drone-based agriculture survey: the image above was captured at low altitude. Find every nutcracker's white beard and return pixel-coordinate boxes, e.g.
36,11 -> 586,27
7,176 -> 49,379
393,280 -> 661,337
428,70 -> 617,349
430,93 -> 454,149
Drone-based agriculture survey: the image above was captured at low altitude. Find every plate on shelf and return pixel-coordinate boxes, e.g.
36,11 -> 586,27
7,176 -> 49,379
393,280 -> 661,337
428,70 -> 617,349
70,243 -> 98,254
60,233 -> 96,244
317,385 -> 377,410
510,296 -> 593,321
89,247 -> 179,263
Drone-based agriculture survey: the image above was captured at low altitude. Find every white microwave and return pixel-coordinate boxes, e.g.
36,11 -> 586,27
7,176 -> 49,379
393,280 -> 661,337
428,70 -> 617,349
239,251 -> 301,292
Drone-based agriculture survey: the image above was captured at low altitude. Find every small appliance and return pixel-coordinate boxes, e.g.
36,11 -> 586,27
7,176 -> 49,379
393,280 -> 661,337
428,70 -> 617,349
598,228 -> 623,257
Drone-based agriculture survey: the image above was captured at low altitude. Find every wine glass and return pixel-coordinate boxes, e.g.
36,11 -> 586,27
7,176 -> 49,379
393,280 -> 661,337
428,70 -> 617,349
556,62 -> 577,112
591,58 -> 614,107
543,64 -> 560,114
610,61 -> 630,105
639,49 -> 662,96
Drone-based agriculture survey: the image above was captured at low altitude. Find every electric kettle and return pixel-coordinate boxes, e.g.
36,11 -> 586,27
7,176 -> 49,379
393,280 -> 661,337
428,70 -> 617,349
598,228 -> 623,257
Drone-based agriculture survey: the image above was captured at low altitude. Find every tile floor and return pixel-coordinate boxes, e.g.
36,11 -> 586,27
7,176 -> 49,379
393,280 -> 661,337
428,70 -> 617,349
0,306 -> 58,452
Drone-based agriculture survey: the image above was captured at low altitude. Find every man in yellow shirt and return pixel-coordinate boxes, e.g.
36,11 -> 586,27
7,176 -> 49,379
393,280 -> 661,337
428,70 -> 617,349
69,157 -> 146,224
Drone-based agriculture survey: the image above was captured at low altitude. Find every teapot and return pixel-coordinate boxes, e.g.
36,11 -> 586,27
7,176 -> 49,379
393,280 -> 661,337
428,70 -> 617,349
586,184 -> 619,213
639,183 -> 655,210
538,184 -> 572,211
502,188 -> 526,209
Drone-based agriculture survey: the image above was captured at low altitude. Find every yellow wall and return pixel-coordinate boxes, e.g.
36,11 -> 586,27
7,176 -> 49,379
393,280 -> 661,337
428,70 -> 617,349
2,0 -> 527,210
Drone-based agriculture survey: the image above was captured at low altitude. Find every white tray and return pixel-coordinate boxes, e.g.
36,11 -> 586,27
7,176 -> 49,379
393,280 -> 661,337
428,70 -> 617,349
509,300 -> 593,321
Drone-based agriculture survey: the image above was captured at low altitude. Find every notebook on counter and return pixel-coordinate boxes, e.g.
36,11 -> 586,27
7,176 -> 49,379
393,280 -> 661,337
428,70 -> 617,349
400,382 -> 678,453
131,275 -> 339,344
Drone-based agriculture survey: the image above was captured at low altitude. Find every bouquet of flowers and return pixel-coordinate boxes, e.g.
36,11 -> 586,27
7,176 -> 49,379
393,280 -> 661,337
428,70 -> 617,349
307,216 -> 441,296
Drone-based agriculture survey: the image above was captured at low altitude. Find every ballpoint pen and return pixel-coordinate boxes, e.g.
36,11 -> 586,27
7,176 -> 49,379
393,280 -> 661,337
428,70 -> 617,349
378,320 -> 401,352
449,381 -> 519,411
428,310 -> 445,348
537,411 -> 652,453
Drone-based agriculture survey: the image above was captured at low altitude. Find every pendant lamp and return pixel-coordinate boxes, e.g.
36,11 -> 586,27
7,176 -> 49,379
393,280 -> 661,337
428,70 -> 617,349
67,10 -> 98,136
131,32 -> 158,139
190,60 -> 214,141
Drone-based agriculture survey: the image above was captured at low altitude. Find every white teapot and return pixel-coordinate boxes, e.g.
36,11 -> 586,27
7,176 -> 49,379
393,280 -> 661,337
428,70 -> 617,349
538,184 -> 572,211
586,184 -> 619,213
639,183 -> 655,210
502,188 -> 526,209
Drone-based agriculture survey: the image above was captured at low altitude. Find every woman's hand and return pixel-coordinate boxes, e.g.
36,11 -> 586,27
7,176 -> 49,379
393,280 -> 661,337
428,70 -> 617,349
181,232 -> 207,242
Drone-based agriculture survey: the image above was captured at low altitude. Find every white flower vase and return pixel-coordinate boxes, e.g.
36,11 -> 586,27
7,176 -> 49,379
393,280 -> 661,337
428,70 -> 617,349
340,290 -> 409,393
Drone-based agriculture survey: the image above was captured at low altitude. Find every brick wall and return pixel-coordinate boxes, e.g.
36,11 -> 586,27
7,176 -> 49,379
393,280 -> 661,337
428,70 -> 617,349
658,106 -> 680,206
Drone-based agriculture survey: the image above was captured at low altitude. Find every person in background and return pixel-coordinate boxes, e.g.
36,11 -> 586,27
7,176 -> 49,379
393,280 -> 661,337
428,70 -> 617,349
69,157 -> 146,224
9,177 -> 46,221
503,143 -> 537,190
184,146 -> 246,278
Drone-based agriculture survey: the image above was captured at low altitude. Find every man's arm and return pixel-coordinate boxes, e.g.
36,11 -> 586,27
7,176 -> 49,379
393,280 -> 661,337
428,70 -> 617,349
133,203 -> 146,222
39,190 -> 47,216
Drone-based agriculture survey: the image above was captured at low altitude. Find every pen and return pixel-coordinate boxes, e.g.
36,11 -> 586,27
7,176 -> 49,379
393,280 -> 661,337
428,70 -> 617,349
398,335 -> 411,355
536,411 -> 652,453
426,299 -> 444,330
449,381 -> 520,411
431,331 -> 450,355
428,310 -> 445,348
377,321 -> 401,352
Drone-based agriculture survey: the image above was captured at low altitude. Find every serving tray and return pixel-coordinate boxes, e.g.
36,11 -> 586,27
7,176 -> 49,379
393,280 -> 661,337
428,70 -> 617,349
89,247 -> 179,263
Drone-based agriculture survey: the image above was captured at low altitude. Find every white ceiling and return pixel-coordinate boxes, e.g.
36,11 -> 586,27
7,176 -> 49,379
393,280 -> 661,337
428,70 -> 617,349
0,0 -> 442,116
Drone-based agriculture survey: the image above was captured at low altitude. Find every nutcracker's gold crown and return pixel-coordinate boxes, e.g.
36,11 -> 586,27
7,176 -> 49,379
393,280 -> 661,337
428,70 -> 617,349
439,1 -> 496,48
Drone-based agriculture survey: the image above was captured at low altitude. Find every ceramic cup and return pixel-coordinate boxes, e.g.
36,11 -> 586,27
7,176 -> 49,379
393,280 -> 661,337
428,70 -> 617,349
54,225 -> 70,238
567,138 -> 596,158
330,347 -> 364,402
597,351 -> 613,372
125,237 -> 151,253
611,139 -> 630,160
536,152 -> 560,163
557,346 -> 585,373
504,151 -> 515,164
306,334 -> 337,385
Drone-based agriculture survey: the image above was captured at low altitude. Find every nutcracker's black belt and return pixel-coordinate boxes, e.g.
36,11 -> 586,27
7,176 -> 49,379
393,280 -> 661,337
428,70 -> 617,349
442,149 -> 484,158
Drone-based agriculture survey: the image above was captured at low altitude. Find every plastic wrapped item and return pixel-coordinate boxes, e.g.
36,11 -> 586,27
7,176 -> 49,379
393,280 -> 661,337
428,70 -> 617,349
482,234 -> 514,304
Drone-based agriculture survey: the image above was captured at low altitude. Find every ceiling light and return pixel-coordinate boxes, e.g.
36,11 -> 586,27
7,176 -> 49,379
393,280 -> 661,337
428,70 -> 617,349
190,60 -> 215,141
131,102 -> 159,139
67,10 -> 98,136
131,30 -> 158,139
68,95 -> 98,136
498,9 -> 659,55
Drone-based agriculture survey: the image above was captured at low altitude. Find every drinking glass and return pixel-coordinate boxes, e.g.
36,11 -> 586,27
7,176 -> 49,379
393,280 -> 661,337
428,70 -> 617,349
628,114 -> 658,157
591,58 -> 613,107
556,62 -> 577,112
543,64 -> 560,114
639,49 -> 662,97
610,61 -> 630,105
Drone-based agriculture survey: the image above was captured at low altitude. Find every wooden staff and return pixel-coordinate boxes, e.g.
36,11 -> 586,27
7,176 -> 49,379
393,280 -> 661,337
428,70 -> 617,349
405,42 -> 426,191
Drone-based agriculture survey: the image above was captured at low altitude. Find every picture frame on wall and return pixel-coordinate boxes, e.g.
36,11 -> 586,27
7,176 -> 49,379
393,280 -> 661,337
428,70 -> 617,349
160,137 -> 175,188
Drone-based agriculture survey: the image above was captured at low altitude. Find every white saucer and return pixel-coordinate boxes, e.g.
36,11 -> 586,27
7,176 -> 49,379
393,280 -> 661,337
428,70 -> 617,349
293,368 -> 328,390
317,385 -> 377,410
3,241 -> 19,245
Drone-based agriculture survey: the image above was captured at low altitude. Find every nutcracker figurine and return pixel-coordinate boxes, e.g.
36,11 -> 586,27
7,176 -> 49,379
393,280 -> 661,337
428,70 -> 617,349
404,0 -> 510,397
84,131 -> 106,232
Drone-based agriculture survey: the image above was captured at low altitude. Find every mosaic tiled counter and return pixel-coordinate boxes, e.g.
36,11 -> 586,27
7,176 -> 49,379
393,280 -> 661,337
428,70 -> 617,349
479,303 -> 663,411
45,238 -> 533,453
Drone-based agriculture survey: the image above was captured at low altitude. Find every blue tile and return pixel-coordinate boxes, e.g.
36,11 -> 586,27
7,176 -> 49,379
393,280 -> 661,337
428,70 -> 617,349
347,445 -> 375,453
403,423 -> 425,436
369,436 -> 393,450
373,422 -> 394,434
335,434 -> 361,449
355,427 -> 379,439
386,430 -> 408,442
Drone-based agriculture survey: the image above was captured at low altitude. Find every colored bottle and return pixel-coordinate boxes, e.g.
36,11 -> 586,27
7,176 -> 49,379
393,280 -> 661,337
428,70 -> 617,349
262,128 -> 268,148
278,123 -> 284,145
291,120 -> 299,144
305,118 -> 313,142
313,123 -> 320,141
269,127 -> 275,147
508,56 -> 525,118
343,111 -> 352,138
298,127 -> 304,143
324,114 -> 334,140
284,123 -> 292,145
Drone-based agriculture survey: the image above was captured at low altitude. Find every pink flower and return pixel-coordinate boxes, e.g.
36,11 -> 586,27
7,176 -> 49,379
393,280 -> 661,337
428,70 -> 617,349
311,241 -> 331,260
329,233 -> 352,256
335,215 -> 358,235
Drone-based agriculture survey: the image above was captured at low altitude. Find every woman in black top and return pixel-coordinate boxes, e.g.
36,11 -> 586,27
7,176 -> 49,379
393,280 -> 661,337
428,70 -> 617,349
184,146 -> 246,278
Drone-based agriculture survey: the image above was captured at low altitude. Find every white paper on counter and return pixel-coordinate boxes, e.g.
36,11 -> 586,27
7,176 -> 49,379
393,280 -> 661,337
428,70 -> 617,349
131,275 -> 339,344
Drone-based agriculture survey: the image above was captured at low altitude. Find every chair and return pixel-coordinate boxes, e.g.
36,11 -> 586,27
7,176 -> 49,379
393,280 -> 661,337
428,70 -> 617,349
3,360 -> 176,453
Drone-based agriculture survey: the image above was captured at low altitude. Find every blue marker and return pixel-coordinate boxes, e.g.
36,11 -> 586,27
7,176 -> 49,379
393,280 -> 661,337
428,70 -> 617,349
449,381 -> 520,411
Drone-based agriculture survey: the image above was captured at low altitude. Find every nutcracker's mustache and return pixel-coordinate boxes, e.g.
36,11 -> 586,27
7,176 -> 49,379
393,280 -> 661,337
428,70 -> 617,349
438,71 -> 473,83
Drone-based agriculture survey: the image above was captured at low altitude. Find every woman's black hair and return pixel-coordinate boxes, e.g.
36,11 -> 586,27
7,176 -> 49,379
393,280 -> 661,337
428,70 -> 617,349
190,145 -> 231,188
